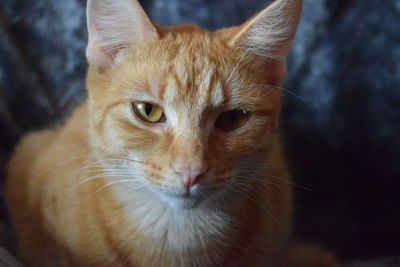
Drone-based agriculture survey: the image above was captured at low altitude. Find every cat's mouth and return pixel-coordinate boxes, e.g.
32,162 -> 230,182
158,191 -> 204,209
147,180 -> 223,209
155,186 -> 221,209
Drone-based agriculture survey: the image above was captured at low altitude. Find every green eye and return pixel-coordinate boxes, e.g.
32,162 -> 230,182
132,103 -> 165,123
215,109 -> 249,131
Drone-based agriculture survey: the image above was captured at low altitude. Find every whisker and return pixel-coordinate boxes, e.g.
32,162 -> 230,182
91,179 -> 144,195
33,154 -> 98,179
81,164 -> 134,170
226,50 -> 251,85
67,173 -> 139,193
265,174 -> 311,191
243,168 -> 312,191
79,157 -> 143,171
235,164 -> 311,191
227,183 -> 283,228
81,168 -> 137,174
235,84 -> 306,102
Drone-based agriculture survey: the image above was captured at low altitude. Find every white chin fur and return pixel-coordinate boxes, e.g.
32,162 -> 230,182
115,184 -> 230,253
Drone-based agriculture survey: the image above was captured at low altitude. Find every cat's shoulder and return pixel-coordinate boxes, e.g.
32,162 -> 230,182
7,102 -> 89,180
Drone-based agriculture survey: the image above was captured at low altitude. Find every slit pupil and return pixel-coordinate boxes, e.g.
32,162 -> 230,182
145,104 -> 153,115
228,112 -> 237,124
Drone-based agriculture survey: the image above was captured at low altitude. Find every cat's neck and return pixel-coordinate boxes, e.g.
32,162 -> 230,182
84,180 -> 247,266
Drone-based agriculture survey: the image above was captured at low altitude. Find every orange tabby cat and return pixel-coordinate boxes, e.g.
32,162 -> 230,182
6,0 -> 338,266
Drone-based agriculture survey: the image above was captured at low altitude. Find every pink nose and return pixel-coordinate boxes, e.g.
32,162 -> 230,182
172,161 -> 208,190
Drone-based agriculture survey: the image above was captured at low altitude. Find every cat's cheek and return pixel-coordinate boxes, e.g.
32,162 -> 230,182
103,120 -> 128,154
225,134 -> 266,157
88,120 -> 124,159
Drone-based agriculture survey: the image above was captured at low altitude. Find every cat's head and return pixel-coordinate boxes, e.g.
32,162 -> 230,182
85,0 -> 301,209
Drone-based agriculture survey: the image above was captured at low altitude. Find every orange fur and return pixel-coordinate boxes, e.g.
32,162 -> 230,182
6,0 -> 338,266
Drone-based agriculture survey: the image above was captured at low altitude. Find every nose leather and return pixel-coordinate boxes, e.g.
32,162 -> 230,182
172,160 -> 208,190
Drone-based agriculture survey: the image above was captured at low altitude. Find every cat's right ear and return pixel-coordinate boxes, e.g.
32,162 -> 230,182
86,0 -> 159,70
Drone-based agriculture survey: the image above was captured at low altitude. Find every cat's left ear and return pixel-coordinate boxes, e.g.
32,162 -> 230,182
86,0 -> 159,70
229,0 -> 302,60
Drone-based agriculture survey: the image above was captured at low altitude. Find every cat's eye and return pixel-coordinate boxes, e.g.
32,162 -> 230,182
132,103 -> 165,123
215,109 -> 249,131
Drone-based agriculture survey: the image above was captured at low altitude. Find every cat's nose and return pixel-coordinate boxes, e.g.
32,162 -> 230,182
172,161 -> 208,190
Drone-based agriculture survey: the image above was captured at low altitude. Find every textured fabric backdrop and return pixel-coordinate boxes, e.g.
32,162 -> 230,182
0,0 -> 399,264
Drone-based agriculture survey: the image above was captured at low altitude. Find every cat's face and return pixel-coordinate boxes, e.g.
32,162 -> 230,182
85,0 -> 301,208
88,29 -> 282,208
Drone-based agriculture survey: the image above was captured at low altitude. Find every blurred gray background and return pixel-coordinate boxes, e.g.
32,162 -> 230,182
0,0 -> 399,264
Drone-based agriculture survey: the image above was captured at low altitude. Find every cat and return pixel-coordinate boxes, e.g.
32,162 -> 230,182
6,0 -> 338,266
